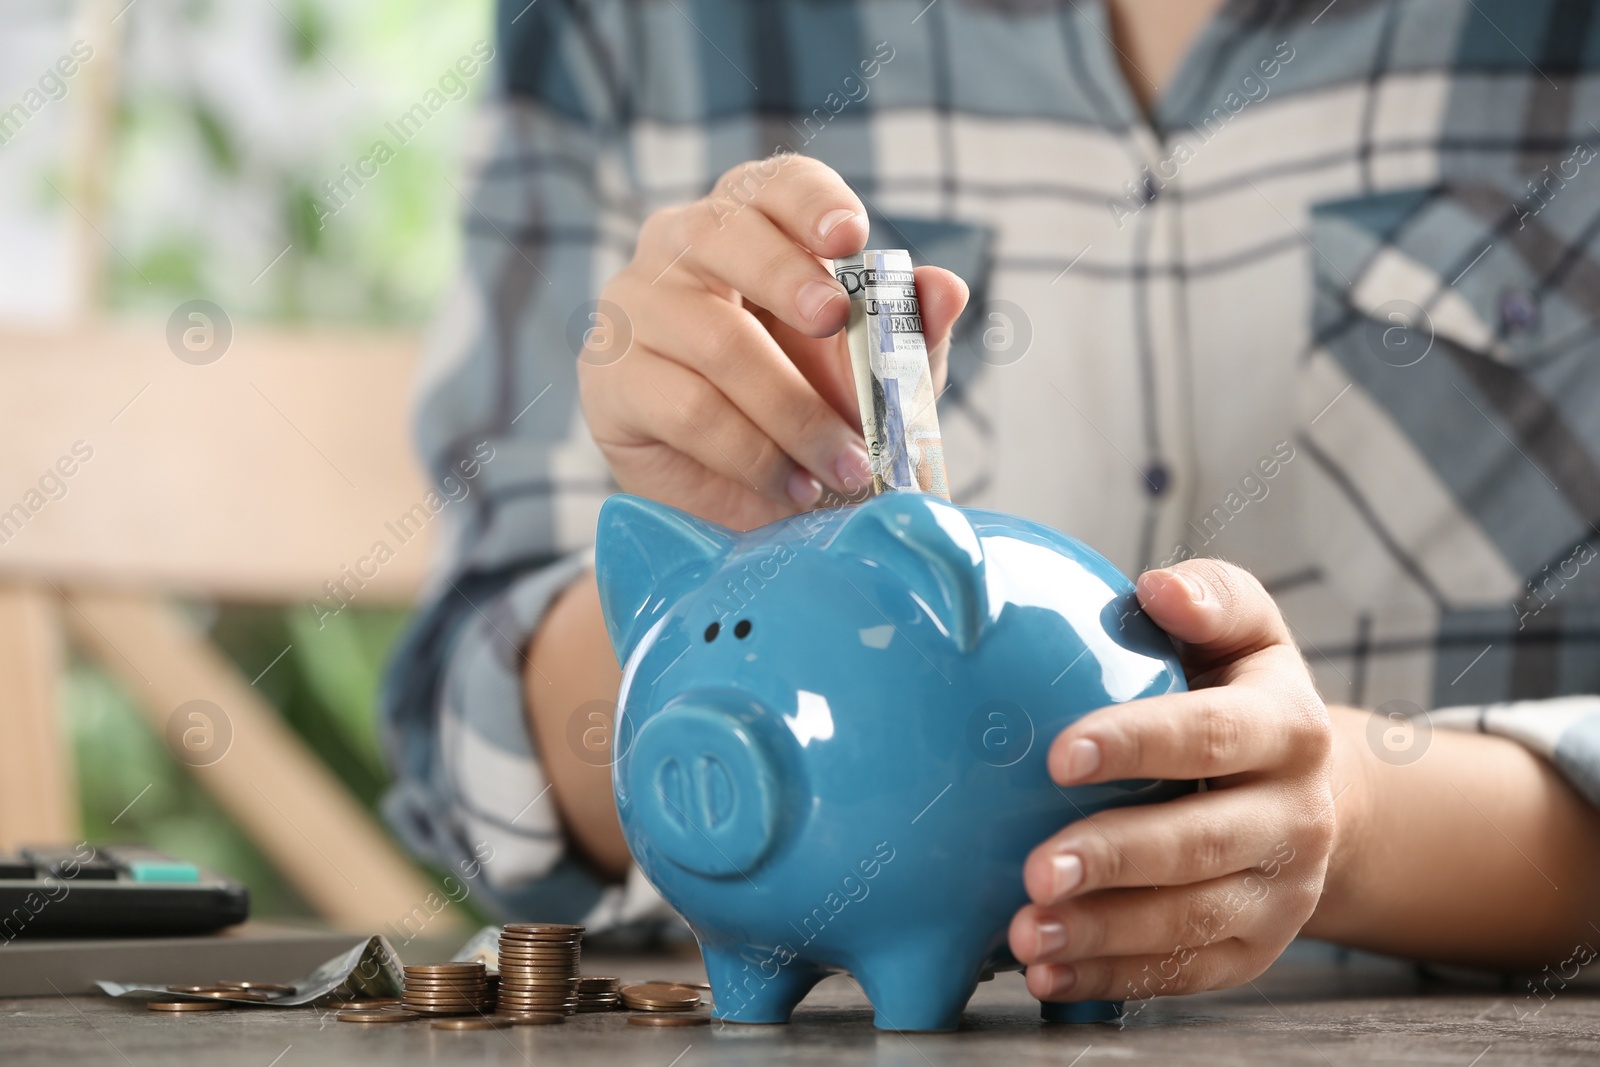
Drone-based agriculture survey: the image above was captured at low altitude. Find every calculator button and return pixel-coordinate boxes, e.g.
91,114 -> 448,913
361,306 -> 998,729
126,860 -> 201,883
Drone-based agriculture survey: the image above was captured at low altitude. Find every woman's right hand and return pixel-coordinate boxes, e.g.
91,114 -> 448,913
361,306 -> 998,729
577,154 -> 969,531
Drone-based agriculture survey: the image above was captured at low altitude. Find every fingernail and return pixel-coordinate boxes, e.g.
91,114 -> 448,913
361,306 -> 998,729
797,280 -> 844,323
1143,568 -> 1203,604
1049,853 -> 1084,900
1034,918 -> 1068,958
786,468 -> 823,507
835,442 -> 872,494
1061,739 -> 1101,784
817,208 -> 858,241
1045,964 -> 1077,996
1138,570 -> 1168,600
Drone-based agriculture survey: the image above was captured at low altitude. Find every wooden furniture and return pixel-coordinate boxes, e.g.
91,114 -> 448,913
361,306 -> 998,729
0,323 -> 467,933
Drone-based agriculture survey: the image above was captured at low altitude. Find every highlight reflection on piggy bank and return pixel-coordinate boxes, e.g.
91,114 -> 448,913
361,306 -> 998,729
596,491 -> 1191,1032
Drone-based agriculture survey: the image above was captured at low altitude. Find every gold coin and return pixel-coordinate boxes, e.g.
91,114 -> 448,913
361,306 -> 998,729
502,922 -> 584,934
183,988 -> 271,1002
431,1018 -> 509,1031
499,969 -> 576,976
498,940 -> 580,948
644,979 -> 710,990
402,993 -> 488,1001
620,984 -> 700,1011
405,964 -> 486,976
578,976 -> 620,988
338,1009 -> 418,1023
147,998 -> 230,1012
496,953 -> 580,962
214,981 -> 296,995
500,1012 -> 564,1025
628,1014 -> 709,1028
496,978 -> 577,986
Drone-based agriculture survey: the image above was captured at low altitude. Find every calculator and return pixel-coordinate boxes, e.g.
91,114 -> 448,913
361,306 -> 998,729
0,844 -> 250,939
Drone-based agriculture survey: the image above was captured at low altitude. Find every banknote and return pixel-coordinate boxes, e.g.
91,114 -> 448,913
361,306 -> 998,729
832,249 -> 950,499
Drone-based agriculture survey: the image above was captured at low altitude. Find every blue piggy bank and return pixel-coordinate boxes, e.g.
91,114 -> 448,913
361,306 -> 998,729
595,491 -> 1191,1032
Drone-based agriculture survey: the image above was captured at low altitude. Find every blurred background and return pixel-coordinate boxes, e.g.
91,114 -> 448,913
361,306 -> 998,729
1,0 -> 496,930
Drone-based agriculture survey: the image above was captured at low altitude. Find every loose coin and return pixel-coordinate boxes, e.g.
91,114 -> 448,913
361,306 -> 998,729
431,1018 -> 510,1031
501,1012 -> 565,1025
185,988 -> 269,1002
214,981 -> 296,995
147,998 -> 229,1012
621,984 -> 701,1011
628,1014 -> 710,1028
338,1009 -> 418,1023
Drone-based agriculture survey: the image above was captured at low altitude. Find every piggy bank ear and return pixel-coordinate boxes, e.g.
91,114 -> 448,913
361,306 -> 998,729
595,494 -> 735,661
829,494 -> 990,652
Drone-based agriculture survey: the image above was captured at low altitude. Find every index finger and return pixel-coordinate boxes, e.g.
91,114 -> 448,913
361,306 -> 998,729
1046,682 -> 1325,785
1134,558 -> 1294,674
711,153 -> 869,258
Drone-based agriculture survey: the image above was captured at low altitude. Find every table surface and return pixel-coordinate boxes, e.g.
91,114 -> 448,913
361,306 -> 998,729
2,949 -> 1595,1066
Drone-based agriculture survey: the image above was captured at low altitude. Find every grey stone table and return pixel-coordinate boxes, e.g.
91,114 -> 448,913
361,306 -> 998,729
2,946 -> 1595,1066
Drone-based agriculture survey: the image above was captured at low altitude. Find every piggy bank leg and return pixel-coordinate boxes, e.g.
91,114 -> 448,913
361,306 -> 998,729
702,945 -> 829,1025
852,944 -> 984,1032
1040,999 -> 1123,1023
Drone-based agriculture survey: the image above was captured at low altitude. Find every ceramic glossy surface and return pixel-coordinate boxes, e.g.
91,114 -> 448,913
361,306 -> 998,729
595,492 -> 1192,1032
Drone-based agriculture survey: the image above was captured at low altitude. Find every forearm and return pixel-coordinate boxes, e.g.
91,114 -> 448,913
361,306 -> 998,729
1307,705 -> 1600,968
523,569 -> 631,879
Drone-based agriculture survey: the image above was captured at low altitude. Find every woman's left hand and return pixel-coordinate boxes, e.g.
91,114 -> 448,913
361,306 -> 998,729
1009,558 -> 1339,1005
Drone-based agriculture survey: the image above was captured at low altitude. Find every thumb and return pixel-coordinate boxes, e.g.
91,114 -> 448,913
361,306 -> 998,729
915,265 -> 969,393
1135,558 -> 1293,667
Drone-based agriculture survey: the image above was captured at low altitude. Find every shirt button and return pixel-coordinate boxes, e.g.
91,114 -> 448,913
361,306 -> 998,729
1500,288 -> 1538,334
1143,462 -> 1170,497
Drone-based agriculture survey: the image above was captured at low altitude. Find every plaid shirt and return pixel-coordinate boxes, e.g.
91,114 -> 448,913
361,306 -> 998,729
381,0 -> 1600,927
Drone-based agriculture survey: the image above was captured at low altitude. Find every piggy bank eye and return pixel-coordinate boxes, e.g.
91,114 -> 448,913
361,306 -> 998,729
734,619 -> 752,639
703,622 -> 720,643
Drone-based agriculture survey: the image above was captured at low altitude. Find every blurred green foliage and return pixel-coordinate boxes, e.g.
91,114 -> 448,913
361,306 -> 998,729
107,0 -> 494,323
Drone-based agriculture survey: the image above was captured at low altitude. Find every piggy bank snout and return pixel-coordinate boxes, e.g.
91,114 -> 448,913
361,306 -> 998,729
626,697 -> 788,879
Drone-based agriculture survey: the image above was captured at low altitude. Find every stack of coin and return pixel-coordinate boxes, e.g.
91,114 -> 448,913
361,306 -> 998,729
574,975 -> 621,1012
401,962 -> 492,1016
496,923 -> 583,1016
620,983 -> 701,1013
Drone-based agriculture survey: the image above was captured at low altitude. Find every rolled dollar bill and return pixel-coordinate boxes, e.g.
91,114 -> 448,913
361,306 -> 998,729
832,249 -> 950,499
